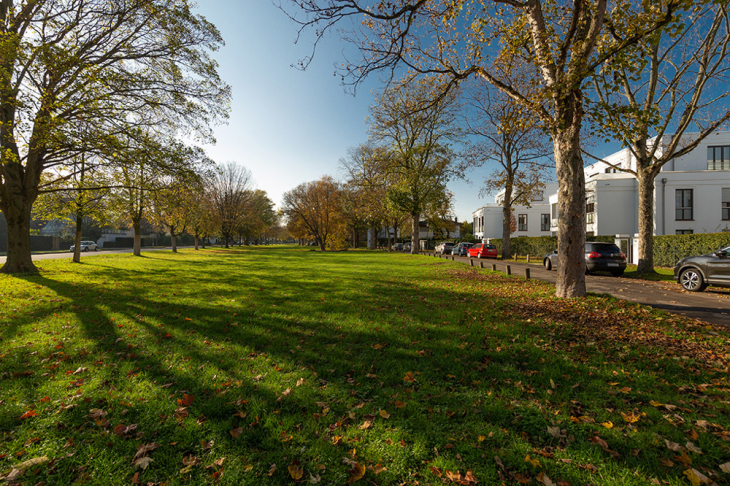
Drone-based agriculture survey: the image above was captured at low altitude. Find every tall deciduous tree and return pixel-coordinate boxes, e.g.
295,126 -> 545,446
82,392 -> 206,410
0,0 -> 229,273
33,153 -> 114,263
112,131 -> 199,256
589,1 -> 730,273
284,0 -> 685,297
369,78 -> 461,255
237,189 -> 278,245
282,176 -> 344,251
209,163 -> 254,248
340,144 -> 397,249
464,80 -> 553,259
150,159 -> 208,253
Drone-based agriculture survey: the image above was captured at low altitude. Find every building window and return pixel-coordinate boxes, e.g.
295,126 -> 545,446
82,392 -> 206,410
586,194 -> 595,224
518,214 -> 527,231
676,229 -> 694,235
675,189 -> 693,220
540,214 -> 550,231
708,146 -> 730,170
605,168 -> 617,173
723,188 -> 730,221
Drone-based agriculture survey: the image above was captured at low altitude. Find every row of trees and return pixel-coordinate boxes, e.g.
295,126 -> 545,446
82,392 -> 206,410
282,79 -> 463,252
1,1 -> 283,270
35,157 -> 281,261
285,0 -> 730,298
0,0 -> 230,273
283,71 -> 552,256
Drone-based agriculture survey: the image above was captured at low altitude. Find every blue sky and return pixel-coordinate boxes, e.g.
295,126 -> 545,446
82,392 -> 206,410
195,0 -> 486,222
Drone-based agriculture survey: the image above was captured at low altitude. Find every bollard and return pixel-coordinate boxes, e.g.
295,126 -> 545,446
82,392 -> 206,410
525,268 -> 530,280
526,254 -> 531,263
451,256 -> 454,261
492,263 -> 496,271
480,261 -> 484,269
507,265 -> 512,275
470,259 -> 474,267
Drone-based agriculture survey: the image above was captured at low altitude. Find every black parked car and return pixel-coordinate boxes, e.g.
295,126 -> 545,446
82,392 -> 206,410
673,245 -> 730,292
543,242 -> 627,276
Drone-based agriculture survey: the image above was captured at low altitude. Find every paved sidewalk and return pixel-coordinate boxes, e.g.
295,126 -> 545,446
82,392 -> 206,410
424,252 -> 730,327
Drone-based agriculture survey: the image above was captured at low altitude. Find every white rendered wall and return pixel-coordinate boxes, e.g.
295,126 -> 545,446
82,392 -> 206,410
591,178 -> 640,236
656,172 -> 730,235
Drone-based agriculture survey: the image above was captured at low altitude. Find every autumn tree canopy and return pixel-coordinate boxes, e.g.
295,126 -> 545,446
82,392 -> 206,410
369,78 -> 462,255
282,176 -> 345,251
463,78 -> 553,259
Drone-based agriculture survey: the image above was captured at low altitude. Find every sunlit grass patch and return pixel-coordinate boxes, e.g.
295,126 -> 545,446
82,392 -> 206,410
0,247 -> 728,485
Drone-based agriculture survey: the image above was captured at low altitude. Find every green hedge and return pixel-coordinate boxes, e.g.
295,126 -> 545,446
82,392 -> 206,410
483,232 -> 730,266
654,232 -> 730,267
487,235 -> 615,257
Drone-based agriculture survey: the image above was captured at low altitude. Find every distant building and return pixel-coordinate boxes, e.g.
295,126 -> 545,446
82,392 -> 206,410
472,183 -> 558,240
373,218 -> 462,245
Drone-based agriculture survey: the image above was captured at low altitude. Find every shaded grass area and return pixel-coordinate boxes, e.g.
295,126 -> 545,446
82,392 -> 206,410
0,248 -> 728,485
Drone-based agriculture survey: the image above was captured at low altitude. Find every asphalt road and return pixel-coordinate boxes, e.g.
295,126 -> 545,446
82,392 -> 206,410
426,252 -> 730,327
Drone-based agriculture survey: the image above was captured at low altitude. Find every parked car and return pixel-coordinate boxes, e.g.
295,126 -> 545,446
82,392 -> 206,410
674,245 -> 730,292
468,243 -> 498,259
452,242 -> 473,257
543,242 -> 626,276
436,242 -> 455,255
403,243 -> 411,251
70,241 -> 98,252
393,243 -> 404,251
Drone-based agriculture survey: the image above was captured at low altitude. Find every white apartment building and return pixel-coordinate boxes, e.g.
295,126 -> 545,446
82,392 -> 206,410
473,183 -> 559,239
473,131 -> 730,243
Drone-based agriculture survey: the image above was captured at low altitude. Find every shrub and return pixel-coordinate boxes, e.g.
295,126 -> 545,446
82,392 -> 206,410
654,232 -> 730,267
489,235 -> 615,258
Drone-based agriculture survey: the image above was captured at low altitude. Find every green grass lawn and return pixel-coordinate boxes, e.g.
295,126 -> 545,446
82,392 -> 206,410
0,248 -> 728,485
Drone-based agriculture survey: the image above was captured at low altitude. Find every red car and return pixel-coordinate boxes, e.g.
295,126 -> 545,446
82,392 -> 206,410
468,243 -> 498,259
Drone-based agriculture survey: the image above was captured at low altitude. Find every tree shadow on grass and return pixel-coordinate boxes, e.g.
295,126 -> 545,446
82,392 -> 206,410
0,255 -> 724,485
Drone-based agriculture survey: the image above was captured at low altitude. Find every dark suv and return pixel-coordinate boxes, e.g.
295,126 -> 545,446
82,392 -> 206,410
543,242 -> 627,276
673,245 -> 730,292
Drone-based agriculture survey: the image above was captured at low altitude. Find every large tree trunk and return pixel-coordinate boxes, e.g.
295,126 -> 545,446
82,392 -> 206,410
0,200 -> 37,273
554,121 -> 587,298
318,237 -> 326,251
132,219 -> 142,256
73,213 -> 83,263
636,168 -> 656,273
501,182 -> 513,259
368,227 -> 376,250
194,236 -> 199,250
411,213 -> 419,254
170,228 -> 177,253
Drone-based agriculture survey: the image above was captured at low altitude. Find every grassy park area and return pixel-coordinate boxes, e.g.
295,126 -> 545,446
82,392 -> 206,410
0,247 -> 728,485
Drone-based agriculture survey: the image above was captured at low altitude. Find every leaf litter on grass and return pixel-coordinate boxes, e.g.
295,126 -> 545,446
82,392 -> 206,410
0,248 -> 728,485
